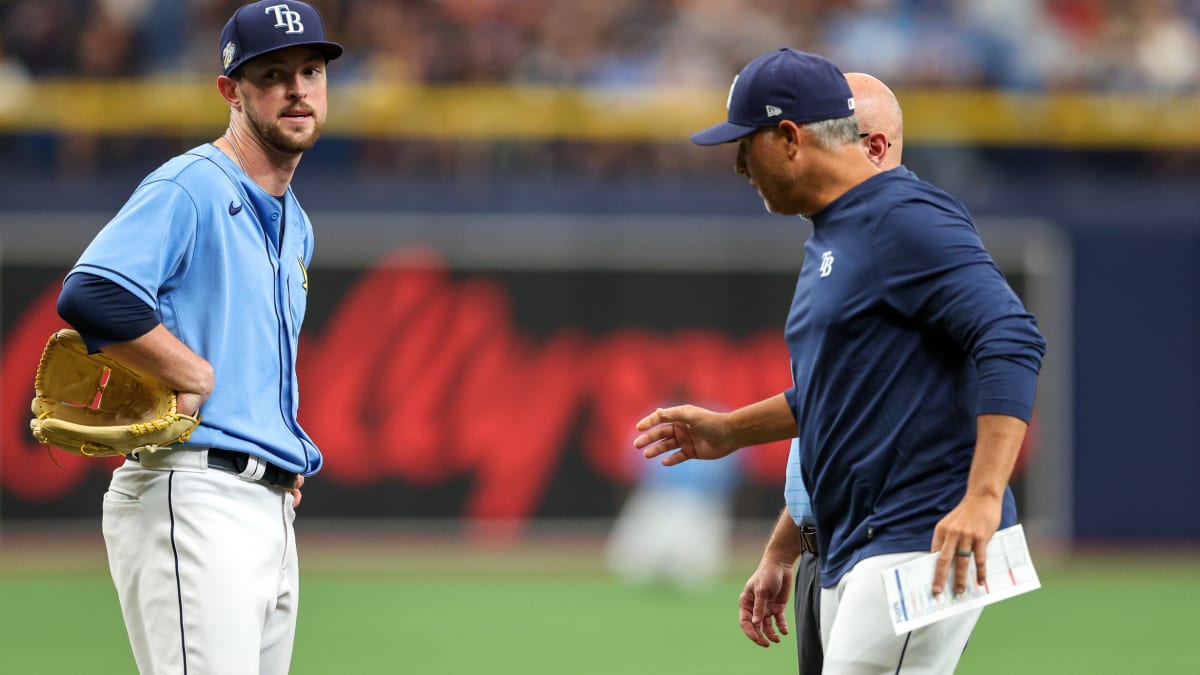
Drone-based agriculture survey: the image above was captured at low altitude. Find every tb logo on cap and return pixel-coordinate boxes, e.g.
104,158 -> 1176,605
265,4 -> 305,34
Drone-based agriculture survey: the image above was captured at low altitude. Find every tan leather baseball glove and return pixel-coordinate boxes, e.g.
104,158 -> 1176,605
30,329 -> 200,458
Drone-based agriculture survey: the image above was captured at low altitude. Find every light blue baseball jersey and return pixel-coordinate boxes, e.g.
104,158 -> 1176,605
783,438 -> 814,526
68,143 -> 320,475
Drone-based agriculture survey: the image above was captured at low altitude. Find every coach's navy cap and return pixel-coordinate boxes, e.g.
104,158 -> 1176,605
691,48 -> 855,146
220,0 -> 343,76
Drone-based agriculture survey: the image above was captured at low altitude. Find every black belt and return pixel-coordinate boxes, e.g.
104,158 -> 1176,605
206,449 -> 299,489
128,448 -> 298,489
799,525 -> 818,555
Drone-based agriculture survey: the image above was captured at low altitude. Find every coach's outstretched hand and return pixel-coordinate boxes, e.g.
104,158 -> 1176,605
634,404 -> 739,465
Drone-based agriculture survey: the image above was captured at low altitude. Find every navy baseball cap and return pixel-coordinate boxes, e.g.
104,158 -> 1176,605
691,48 -> 855,146
220,1 -> 343,76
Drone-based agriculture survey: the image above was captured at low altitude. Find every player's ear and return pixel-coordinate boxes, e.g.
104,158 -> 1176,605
216,76 -> 241,109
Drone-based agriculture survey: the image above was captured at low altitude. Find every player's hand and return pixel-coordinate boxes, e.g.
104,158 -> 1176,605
738,557 -> 793,647
930,494 -> 1002,595
290,474 -> 305,508
176,391 -> 206,417
633,405 -> 736,465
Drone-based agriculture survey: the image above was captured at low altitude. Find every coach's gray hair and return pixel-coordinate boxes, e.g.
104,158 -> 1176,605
803,115 -> 861,149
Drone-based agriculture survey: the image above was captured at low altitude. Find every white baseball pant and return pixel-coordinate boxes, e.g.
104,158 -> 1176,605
821,552 -> 983,674
103,452 -> 299,675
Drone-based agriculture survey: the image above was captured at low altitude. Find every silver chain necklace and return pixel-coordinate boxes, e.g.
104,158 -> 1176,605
222,133 -> 247,171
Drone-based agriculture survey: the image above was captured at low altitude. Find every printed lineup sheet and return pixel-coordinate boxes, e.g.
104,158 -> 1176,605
882,524 -> 1041,635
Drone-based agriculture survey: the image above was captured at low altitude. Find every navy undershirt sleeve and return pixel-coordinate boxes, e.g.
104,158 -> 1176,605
784,387 -> 799,421
58,272 -> 159,353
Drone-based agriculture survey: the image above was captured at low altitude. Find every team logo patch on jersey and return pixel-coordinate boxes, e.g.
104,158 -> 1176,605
819,250 -> 835,278
297,256 -> 309,291
228,201 -> 243,216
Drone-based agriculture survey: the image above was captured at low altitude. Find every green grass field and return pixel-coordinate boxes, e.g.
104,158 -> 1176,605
2,531 -> 1198,674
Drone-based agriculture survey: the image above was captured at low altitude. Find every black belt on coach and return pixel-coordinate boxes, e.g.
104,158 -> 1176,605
799,525 -> 819,555
127,448 -> 298,489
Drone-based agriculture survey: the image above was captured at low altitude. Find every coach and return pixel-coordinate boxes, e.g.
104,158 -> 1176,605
635,48 -> 1045,673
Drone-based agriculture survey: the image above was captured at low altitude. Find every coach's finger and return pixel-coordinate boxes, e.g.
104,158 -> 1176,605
635,407 -> 683,432
738,592 -> 768,647
953,543 -> 974,595
633,421 -> 670,445
738,613 -> 768,647
635,434 -> 677,458
751,586 -> 771,633
974,540 -> 988,586
931,543 -> 957,595
762,608 -> 786,643
759,614 -> 779,644
633,417 -> 680,452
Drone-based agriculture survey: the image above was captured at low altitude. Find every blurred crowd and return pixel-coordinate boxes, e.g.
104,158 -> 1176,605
2,0 -> 1196,184
2,0 -> 1199,93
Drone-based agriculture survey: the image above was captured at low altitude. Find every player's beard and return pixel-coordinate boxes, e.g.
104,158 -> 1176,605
244,97 -> 324,154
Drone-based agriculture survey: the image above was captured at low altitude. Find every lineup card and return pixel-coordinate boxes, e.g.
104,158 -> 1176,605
882,524 -> 1040,635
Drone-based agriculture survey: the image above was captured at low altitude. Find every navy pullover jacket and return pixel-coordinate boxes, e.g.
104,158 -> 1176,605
783,168 -> 1046,587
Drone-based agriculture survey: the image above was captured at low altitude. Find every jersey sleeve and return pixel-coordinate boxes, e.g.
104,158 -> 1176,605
58,272 -> 160,352
873,199 -> 1047,421
69,178 -> 198,310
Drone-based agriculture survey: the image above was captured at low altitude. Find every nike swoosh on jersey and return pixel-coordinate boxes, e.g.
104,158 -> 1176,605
228,201 -> 243,216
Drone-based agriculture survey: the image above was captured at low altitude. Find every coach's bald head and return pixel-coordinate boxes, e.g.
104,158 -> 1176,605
846,72 -> 903,170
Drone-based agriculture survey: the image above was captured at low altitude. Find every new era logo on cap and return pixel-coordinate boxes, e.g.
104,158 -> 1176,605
220,1 -> 343,76
691,48 -> 855,146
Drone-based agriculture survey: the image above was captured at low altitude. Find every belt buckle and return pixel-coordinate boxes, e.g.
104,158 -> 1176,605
235,454 -> 268,482
799,525 -> 818,554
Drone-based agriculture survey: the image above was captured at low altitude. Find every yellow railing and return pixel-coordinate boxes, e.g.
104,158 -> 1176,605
0,79 -> 1192,148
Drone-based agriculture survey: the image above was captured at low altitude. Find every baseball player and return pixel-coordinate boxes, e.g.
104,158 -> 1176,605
635,49 -> 1045,673
54,2 -> 340,672
739,72 -> 907,674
